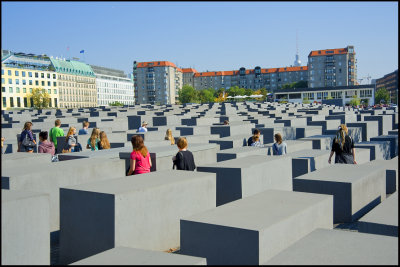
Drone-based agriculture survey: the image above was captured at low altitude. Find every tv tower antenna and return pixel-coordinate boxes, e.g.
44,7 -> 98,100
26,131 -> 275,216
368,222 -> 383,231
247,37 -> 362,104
293,29 -> 301,67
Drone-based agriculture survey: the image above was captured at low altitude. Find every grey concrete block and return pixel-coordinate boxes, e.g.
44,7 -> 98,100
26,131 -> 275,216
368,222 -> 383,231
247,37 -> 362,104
2,158 -> 125,231
293,164 -> 386,223
290,149 -> 331,178
300,135 -> 335,150
264,228 -> 398,265
347,121 -> 379,141
180,190 -> 333,265
1,190 -> 50,265
355,141 -> 391,160
363,115 -> 393,135
358,192 -> 398,237
370,135 -> 398,158
197,155 -> 292,206
71,247 -> 206,265
209,134 -> 248,150
59,170 -> 216,264
361,158 -> 398,194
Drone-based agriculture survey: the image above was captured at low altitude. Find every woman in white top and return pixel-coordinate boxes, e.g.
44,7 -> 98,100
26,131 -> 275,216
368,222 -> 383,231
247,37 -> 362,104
272,133 -> 287,155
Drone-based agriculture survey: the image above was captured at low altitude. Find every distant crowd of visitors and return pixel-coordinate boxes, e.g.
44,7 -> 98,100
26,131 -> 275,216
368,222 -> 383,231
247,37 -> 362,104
14,118 -> 357,174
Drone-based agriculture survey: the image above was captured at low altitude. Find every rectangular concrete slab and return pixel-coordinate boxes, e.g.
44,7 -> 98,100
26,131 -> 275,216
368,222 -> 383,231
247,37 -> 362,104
264,228 -> 398,265
59,170 -> 216,264
1,190 -> 50,265
197,155 -> 292,206
358,192 -> 398,237
71,247 -> 206,265
293,164 -> 386,223
180,190 -> 333,265
361,158 -> 398,193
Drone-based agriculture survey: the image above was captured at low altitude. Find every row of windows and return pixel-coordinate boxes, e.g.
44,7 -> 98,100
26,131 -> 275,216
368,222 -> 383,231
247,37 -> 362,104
98,100 -> 135,105
58,82 -> 95,89
2,69 -> 57,79
2,86 -> 57,94
60,88 -> 96,96
2,78 -> 57,87
58,74 -> 95,83
2,96 -> 57,108
97,82 -> 133,89
98,88 -> 134,95
58,96 -> 96,102
97,94 -> 134,100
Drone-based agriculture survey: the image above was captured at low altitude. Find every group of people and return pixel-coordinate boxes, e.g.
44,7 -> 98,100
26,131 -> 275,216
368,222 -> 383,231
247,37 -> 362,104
126,135 -> 195,176
17,120 -> 111,157
16,117 -> 357,173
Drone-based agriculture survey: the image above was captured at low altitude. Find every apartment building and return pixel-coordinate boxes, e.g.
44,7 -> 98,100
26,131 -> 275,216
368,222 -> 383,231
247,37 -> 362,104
133,61 -> 182,105
308,45 -> 357,88
274,84 -> 375,106
50,58 -> 97,108
187,66 -> 308,92
91,65 -> 135,106
1,51 -> 59,109
376,69 -> 398,104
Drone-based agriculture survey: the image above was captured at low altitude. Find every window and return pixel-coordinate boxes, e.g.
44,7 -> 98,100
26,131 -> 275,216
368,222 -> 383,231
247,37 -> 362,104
322,92 -> 329,99
29,72 -> 32,77
9,87 -> 13,93
2,87 -> 5,92
24,97 -> 27,107
3,97 -> 6,107
1,69 -> 4,75
8,70 -> 11,75
29,80 -> 32,85
35,81 -> 39,86
10,97 -> 14,107
47,73 -> 50,79
1,78 -> 4,84
16,87 -> 20,93
22,79 -> 26,85
15,70 -> 19,76
41,81 -> 45,86
35,73 -> 39,78
23,88 -> 26,93
22,71 -> 26,77
53,82 -> 56,86
8,78 -> 12,84
54,89 -> 57,94
53,74 -> 56,79
41,73 -> 44,78
15,79 -> 19,85
17,97 -> 21,107
48,81 -> 51,86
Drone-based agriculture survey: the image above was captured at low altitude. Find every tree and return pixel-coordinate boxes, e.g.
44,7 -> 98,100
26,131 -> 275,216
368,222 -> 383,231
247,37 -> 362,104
178,85 -> 198,104
198,88 -> 215,103
349,95 -> 361,106
293,80 -> 308,88
215,88 -> 225,98
259,88 -> 267,100
28,88 -> 50,109
109,101 -> 124,106
302,97 -> 310,104
244,88 -> 253,96
375,87 -> 390,104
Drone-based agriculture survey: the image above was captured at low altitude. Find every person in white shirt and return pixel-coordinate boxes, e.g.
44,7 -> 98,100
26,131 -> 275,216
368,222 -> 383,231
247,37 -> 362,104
137,121 -> 148,133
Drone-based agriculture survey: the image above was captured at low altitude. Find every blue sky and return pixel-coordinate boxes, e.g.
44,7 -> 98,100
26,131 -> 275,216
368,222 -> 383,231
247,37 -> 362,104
2,1 -> 398,81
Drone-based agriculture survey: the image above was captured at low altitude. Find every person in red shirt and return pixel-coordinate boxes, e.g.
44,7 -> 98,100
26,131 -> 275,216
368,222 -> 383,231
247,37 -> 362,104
127,135 -> 152,175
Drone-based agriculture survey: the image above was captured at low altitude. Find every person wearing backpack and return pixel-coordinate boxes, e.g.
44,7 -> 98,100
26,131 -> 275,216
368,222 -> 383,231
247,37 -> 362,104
172,137 -> 196,171
49,119 -> 64,152
328,124 -> 357,164
17,121 -> 36,153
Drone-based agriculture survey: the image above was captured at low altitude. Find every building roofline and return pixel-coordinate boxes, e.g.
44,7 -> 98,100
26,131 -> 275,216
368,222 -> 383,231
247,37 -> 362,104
274,84 -> 375,94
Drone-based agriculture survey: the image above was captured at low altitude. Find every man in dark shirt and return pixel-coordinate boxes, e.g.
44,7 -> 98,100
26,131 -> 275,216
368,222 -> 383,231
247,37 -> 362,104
248,128 -> 261,146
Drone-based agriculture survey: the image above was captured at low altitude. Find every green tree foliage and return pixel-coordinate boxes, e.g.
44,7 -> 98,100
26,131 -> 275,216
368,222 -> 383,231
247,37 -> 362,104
198,88 -> 215,103
259,88 -> 267,100
349,95 -> 361,106
280,81 -> 308,89
375,87 -> 390,104
109,101 -> 124,106
244,88 -> 253,96
178,85 -> 198,104
227,86 -> 246,97
28,88 -> 50,109
302,97 -> 310,104
215,88 -> 225,98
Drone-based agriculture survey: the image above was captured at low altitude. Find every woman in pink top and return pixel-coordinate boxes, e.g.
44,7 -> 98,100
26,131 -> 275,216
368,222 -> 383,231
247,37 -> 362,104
127,135 -> 152,175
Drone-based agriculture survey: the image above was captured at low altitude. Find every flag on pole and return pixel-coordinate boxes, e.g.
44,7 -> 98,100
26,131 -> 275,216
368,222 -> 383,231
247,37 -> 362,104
80,50 -> 85,53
